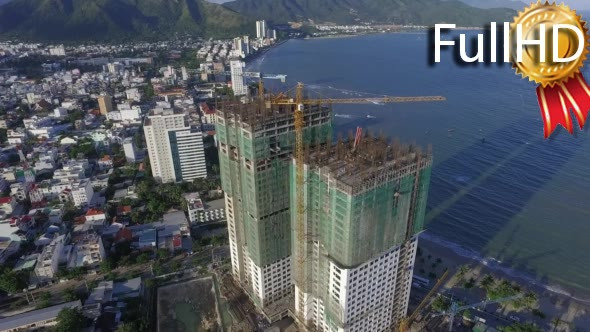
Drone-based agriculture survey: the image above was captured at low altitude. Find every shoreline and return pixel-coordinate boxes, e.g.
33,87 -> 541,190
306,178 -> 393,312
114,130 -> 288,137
419,232 -> 590,305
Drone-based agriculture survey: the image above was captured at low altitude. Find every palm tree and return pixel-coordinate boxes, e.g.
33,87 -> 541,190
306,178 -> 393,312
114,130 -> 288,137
551,318 -> 562,332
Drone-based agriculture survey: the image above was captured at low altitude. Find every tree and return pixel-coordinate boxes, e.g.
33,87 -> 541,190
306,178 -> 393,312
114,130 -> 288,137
54,308 -> 86,332
63,288 -> 79,301
156,248 -> 171,261
137,253 -> 150,264
117,322 -> 136,332
192,239 -> 201,252
513,292 -> 538,309
100,258 -> 116,273
431,295 -> 450,312
0,128 -> 7,144
462,309 -> 473,321
457,265 -> 469,279
36,291 -> 52,309
480,274 -> 495,290
0,269 -> 28,293
488,280 -> 519,300
499,323 -> 542,332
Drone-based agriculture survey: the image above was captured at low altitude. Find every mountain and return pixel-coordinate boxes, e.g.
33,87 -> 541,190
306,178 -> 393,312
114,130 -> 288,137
224,0 -> 516,26
456,0 -> 525,10
0,0 -> 253,41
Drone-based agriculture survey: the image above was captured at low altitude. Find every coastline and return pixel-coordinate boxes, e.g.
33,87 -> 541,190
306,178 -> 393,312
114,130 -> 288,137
419,232 -> 590,304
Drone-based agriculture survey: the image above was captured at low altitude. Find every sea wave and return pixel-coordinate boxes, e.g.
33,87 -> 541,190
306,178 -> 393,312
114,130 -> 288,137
420,232 -> 590,303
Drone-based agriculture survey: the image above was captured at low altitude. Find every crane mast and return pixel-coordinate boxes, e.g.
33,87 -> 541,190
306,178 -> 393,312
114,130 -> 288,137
279,82 -> 445,327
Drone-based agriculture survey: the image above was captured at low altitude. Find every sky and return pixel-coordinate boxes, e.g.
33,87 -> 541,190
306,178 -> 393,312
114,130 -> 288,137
563,0 -> 590,10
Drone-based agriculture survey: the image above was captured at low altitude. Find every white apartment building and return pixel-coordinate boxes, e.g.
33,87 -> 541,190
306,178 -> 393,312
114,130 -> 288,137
126,88 -> 141,102
256,20 -> 267,39
230,60 -> 247,96
300,240 -> 418,332
71,180 -> 94,207
35,235 -> 65,281
144,109 -> 207,183
106,107 -> 141,123
184,192 -> 204,224
68,233 -> 105,269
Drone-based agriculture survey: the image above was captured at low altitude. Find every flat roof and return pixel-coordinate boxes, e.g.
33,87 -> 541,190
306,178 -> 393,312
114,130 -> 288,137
0,300 -> 81,331
113,277 -> 142,296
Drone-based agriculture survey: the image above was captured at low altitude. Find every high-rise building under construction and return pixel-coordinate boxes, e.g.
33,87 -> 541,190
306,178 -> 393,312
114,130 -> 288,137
217,99 -> 432,331
292,136 -> 432,331
216,101 -> 332,321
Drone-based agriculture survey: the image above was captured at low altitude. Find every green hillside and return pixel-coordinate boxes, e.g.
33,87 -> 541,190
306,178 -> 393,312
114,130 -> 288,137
0,0 -> 253,41
224,0 -> 516,26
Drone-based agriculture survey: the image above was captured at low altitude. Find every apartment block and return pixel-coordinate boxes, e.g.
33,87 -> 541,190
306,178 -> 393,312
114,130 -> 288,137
217,100 -> 332,321
292,137 -> 432,332
98,95 -> 113,115
35,235 -> 66,281
144,108 -> 207,183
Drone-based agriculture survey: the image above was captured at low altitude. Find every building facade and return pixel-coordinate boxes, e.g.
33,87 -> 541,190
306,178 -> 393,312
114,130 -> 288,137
256,20 -> 267,39
230,60 -> 247,96
35,235 -> 65,281
292,138 -> 432,332
217,101 -> 332,321
98,95 -> 113,115
144,109 -> 207,183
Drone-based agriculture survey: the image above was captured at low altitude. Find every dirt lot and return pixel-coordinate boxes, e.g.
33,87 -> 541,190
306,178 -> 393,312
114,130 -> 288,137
157,277 -> 221,332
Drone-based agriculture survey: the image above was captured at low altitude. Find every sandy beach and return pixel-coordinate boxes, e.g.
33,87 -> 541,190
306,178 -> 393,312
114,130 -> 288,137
415,234 -> 590,331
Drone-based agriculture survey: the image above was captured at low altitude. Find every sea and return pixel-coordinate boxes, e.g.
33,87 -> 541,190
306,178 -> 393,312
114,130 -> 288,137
248,32 -> 590,300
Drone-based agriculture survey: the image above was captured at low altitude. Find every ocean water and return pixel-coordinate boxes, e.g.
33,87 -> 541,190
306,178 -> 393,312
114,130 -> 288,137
250,33 -> 590,297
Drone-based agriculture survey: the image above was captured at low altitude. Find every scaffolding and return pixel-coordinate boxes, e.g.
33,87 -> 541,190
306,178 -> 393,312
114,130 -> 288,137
291,134 -> 433,330
216,98 -> 332,312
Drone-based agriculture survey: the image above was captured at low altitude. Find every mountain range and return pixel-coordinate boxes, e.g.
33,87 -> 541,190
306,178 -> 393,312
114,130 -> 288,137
456,0 -> 525,10
0,0 -> 517,41
0,0 -> 253,41
224,0 -> 516,26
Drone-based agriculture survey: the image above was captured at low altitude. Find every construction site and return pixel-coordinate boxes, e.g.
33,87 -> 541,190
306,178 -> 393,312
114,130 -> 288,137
216,81 -> 444,332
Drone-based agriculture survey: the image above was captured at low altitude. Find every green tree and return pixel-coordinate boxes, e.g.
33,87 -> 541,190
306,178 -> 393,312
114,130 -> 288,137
513,292 -> 538,309
54,308 -> 86,332
157,249 -> 171,260
36,291 -> 52,308
192,240 -> 201,252
117,322 -> 136,332
0,128 -> 7,144
481,274 -> 495,290
462,309 -> 473,321
63,288 -> 79,301
488,280 -> 519,300
137,253 -> 150,264
431,295 -> 450,312
0,269 -> 28,293
100,259 -> 116,273
499,323 -> 542,332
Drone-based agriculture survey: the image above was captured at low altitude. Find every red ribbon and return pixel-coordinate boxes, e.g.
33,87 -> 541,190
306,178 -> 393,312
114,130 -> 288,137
536,73 -> 590,138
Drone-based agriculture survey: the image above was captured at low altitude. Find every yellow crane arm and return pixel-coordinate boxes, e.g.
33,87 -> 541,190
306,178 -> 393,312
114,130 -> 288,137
274,96 -> 446,105
398,270 -> 449,332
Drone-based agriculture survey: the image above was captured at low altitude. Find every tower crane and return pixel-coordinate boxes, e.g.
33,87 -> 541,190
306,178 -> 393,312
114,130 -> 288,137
433,294 -> 523,332
271,82 -> 446,321
398,270 -> 449,332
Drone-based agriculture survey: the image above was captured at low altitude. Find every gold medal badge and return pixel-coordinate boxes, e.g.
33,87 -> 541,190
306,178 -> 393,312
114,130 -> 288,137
511,1 -> 590,137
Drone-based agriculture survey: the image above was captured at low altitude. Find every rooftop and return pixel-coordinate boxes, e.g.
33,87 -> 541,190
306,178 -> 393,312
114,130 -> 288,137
306,135 -> 432,195
0,300 -> 81,331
